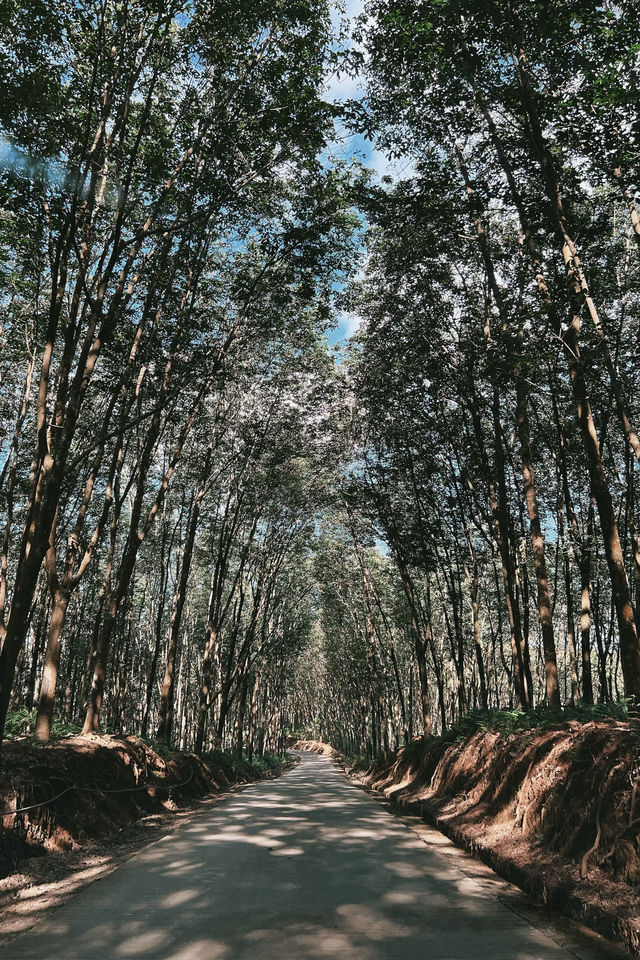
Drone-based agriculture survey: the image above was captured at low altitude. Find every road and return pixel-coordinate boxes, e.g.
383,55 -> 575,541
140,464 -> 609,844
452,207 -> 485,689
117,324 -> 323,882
1,751 -> 626,959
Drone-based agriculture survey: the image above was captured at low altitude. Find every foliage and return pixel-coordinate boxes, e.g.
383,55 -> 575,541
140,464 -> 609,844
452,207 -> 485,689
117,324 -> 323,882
2,1 -> 640,771
4,709 -> 81,740
203,750 -> 292,781
3,709 -> 34,738
416,702 -> 632,752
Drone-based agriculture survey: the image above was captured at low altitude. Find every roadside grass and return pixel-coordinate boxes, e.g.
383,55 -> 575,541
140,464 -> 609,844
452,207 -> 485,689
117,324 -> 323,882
4,711 -> 294,779
202,749 -> 293,781
342,700 -> 632,772
4,708 -> 81,740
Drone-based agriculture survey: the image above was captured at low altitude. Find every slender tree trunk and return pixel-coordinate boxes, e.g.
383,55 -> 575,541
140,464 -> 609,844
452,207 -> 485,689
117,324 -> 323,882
235,672 -> 249,758
157,459 -> 212,744
516,377 -> 561,708
34,583 -> 70,740
477,82 -> 640,700
613,164 -> 640,251
511,51 -> 640,699
564,549 -> 578,706
468,554 -> 488,710
247,673 -> 260,762
141,511 -> 171,737
580,501 -> 595,704
395,558 -> 432,735
25,589 -> 49,711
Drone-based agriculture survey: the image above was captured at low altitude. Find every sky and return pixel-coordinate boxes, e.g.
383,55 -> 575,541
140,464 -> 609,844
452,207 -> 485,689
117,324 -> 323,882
324,0 -> 414,347
325,0 -> 371,347
326,0 -> 390,180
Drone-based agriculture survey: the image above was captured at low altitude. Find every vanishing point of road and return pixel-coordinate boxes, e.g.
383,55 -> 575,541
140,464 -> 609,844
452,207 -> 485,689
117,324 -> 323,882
0,752 -> 627,960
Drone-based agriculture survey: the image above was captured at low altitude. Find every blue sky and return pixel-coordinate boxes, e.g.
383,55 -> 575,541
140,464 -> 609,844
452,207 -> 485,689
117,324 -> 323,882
326,0 -> 390,179
325,0 -> 373,347
324,0 -> 414,346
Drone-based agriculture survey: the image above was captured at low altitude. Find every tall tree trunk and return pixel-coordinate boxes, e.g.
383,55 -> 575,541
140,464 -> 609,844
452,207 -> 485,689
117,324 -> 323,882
395,557 -> 432,736
247,673 -> 260,762
141,510 -> 171,737
516,378 -> 561,708
24,588 -> 49,711
157,444 -> 210,743
477,85 -> 640,701
34,582 -> 70,740
235,673 -> 248,758
467,552 -> 488,710
613,164 -> 640,251
580,501 -> 595,705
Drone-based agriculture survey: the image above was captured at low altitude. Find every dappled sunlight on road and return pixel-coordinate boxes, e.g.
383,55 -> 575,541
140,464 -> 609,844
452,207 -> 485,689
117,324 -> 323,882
0,754 -> 624,960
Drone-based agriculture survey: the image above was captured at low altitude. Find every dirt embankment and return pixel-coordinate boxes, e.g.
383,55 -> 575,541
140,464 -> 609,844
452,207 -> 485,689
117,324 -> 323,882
321,720 -> 640,957
0,734 -> 288,878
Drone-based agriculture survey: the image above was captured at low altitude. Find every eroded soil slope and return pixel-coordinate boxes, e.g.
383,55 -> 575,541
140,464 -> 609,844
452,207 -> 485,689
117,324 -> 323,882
0,734 -> 285,877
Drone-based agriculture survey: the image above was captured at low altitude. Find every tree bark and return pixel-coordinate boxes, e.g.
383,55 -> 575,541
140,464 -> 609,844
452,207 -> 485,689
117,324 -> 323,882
516,377 -> 561,708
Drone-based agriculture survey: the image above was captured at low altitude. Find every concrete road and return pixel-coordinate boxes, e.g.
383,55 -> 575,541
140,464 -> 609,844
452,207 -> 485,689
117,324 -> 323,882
0,752 -> 626,959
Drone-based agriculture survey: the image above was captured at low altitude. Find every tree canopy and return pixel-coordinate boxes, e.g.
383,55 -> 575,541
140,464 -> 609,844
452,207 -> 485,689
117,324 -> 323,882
1,0 -> 639,757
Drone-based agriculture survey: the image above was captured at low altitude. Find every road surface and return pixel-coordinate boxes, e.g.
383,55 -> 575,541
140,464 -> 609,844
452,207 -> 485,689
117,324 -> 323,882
1,752 -> 626,959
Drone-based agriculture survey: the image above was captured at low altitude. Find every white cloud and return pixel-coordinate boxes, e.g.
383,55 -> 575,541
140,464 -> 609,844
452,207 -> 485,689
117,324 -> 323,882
325,68 -> 363,105
370,149 -> 417,183
326,0 -> 366,105
369,147 -> 393,179
331,0 -> 366,29
346,0 -> 366,17
324,3 -> 416,184
338,310 -> 362,338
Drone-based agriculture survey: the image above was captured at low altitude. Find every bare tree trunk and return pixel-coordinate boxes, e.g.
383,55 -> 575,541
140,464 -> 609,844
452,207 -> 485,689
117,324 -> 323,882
467,551 -> 488,710
141,509 -> 171,738
247,673 -> 260,762
34,581 -> 70,740
477,80 -> 640,700
158,443 -> 213,743
24,588 -> 49,711
396,557 -> 432,735
613,165 -> 640,251
581,501 -> 595,704
516,378 -> 560,708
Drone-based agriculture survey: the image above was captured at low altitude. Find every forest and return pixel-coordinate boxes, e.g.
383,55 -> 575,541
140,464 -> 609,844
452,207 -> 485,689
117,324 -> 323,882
1,0 -> 640,764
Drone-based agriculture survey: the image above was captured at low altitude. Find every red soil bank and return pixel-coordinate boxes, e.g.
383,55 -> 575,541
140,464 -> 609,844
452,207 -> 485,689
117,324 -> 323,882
0,734 -> 275,877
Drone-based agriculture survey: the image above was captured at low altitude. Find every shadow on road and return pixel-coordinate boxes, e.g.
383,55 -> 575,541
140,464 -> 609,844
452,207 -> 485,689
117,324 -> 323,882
0,754 -> 623,960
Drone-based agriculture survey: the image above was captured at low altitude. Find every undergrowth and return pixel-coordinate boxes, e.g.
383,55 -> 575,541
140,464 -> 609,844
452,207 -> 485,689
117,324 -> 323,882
343,701 -> 632,771
437,699 -> 630,742
5,713 -> 292,779
4,708 -> 81,740
203,750 -> 291,780
138,736 -> 174,759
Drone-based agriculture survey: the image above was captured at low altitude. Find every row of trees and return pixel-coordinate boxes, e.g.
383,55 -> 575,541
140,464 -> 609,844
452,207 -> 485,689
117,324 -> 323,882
0,0 -> 354,753
292,0 -> 640,755
2,0 -> 639,760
